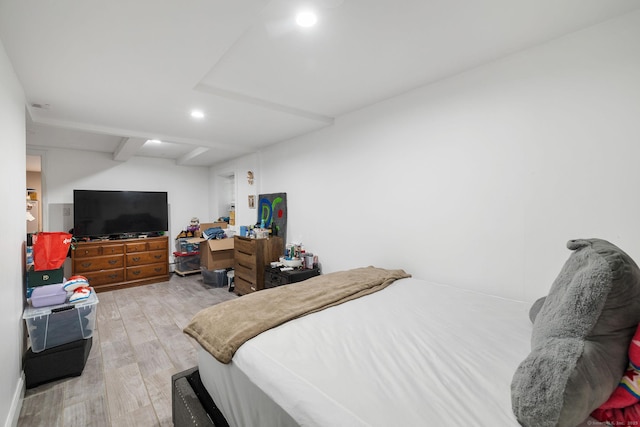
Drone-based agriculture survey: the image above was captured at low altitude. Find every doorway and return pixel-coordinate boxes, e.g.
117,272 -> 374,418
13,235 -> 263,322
26,154 -> 42,236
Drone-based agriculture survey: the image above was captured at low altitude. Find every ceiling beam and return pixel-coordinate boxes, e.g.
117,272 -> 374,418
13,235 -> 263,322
31,116 -> 243,151
177,147 -> 210,165
195,83 -> 334,125
113,137 -> 147,161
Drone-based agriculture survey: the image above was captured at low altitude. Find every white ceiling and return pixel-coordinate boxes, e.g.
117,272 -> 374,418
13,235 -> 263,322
3,0 -> 640,167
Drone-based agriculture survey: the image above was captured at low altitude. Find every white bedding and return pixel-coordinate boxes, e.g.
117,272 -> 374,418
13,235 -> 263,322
198,277 -> 533,426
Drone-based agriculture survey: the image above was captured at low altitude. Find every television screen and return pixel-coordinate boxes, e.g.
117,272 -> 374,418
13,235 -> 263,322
73,190 -> 168,238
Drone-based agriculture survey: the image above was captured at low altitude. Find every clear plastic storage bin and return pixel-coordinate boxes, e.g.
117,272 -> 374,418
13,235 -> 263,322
23,291 -> 99,353
201,267 -> 227,287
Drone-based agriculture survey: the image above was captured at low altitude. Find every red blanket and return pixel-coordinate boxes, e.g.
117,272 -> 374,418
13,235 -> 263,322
592,324 -> 640,424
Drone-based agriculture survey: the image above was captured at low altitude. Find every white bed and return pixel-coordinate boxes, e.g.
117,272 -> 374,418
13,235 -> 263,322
197,277 -> 533,426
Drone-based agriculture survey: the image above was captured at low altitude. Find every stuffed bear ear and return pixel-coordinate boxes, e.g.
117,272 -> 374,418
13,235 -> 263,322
567,239 -> 591,251
529,297 -> 546,323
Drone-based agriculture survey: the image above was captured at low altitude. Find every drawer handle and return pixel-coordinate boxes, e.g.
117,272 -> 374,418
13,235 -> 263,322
132,257 -> 141,262
108,260 -> 118,265
131,270 -> 141,276
81,262 -> 92,268
154,267 -> 163,272
108,274 -> 119,279
153,254 -> 162,259
84,250 -> 90,255
250,286 -> 256,291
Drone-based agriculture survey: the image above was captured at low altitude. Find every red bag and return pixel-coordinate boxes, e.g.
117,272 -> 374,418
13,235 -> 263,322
32,232 -> 73,271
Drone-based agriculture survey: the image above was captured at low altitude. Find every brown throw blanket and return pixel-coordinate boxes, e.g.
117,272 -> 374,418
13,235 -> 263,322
184,266 -> 411,363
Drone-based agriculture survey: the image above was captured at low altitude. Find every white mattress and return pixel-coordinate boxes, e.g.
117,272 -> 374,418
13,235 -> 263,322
198,277 -> 532,426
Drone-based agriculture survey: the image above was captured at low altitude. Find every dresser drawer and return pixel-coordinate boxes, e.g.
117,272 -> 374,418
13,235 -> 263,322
234,275 -> 256,295
146,238 -> 168,251
234,250 -> 257,270
126,250 -> 167,266
234,237 -> 256,255
74,247 -> 102,258
125,238 -> 168,253
126,263 -> 168,281
82,269 -> 125,286
235,263 -> 257,283
101,244 -> 124,255
125,242 -> 148,253
74,244 -> 123,258
74,255 -> 124,273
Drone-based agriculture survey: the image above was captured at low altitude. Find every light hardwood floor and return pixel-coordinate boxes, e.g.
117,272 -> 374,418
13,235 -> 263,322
18,273 -> 237,427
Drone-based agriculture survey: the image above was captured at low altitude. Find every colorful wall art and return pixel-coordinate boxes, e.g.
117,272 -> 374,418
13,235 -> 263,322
258,192 -> 287,247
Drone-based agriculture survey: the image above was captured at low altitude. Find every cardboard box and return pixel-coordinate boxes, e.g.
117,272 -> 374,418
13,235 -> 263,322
198,239 -> 234,270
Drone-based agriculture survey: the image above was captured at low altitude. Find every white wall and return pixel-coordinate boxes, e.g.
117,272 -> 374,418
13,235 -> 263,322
42,149 -> 211,261
215,10 -> 640,302
0,39 -> 26,427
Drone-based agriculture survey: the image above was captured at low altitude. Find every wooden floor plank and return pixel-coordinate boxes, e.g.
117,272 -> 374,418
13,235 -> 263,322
143,368 -> 176,427
110,405 -> 159,427
122,314 -> 158,344
64,354 -> 104,406
104,362 -> 151,419
98,318 -> 128,345
19,384 -> 65,427
101,339 -> 137,372
132,340 -> 174,378
62,395 -> 110,427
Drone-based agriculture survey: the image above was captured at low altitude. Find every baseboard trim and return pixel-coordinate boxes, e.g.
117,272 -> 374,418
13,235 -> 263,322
4,373 -> 24,427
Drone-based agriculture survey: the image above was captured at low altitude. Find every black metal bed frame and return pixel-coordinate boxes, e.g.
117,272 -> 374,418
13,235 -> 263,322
172,367 -> 229,427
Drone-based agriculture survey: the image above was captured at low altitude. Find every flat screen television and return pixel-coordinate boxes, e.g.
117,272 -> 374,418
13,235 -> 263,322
73,190 -> 169,238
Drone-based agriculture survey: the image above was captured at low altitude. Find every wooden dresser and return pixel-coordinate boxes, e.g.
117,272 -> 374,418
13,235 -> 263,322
72,236 -> 169,292
233,236 -> 283,295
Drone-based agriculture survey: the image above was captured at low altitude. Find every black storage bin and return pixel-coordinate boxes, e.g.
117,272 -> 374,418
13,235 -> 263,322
24,337 -> 92,389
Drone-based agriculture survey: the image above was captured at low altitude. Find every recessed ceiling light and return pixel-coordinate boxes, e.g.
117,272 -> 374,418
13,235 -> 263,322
191,110 -> 205,119
296,11 -> 318,27
146,139 -> 162,144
